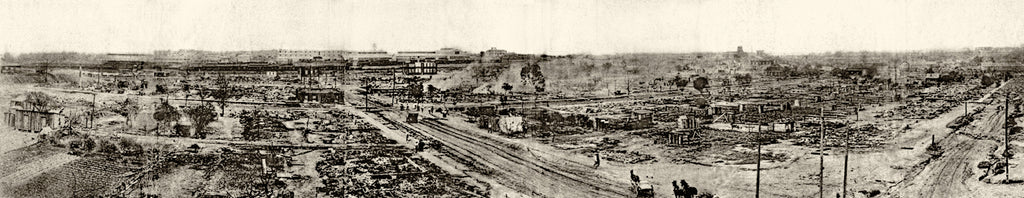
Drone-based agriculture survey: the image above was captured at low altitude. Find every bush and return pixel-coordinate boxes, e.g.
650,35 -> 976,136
82,137 -> 96,151
118,138 -> 143,156
96,140 -> 119,154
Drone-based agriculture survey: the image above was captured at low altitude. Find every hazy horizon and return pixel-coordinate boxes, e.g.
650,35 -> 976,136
3,0 -> 1024,55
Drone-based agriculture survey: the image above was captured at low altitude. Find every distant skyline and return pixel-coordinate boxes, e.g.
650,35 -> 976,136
2,0 -> 1024,55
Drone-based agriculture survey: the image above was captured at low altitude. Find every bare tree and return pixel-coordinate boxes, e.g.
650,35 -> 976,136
211,75 -> 233,116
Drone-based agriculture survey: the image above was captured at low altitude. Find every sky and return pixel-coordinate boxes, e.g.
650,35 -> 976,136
1,0 -> 1023,55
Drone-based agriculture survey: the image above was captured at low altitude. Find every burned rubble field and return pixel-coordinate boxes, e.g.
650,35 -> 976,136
138,152 -> 290,197
472,96 -> 902,166
5,6 -> 1024,196
316,148 -> 487,197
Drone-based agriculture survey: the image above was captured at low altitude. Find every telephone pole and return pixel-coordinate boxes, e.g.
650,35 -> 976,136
819,106 -> 825,198
844,103 -> 857,198
756,121 -> 762,198
1006,92 -> 1011,182
91,93 -> 96,129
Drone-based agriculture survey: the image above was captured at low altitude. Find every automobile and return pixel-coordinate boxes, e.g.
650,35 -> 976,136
632,180 -> 655,198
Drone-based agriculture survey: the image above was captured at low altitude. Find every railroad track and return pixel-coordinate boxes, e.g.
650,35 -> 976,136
414,119 -> 631,197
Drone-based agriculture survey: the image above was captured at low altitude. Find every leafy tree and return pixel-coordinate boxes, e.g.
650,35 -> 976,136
693,76 -> 709,94
185,104 -> 217,139
81,136 -> 96,151
520,63 -> 546,93
735,74 -> 753,85
982,75 -> 997,87
693,97 -> 710,108
426,84 -> 439,99
152,99 -> 181,136
407,77 -> 424,102
110,98 -> 140,129
154,84 -> 167,94
671,75 -> 689,91
501,83 -> 514,104
502,82 -> 513,93
23,92 -> 55,111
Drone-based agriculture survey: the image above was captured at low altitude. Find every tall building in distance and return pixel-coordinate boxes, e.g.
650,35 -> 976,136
482,47 -> 509,62
276,50 -> 346,63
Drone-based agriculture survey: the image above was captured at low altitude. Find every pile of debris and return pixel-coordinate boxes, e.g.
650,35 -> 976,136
316,148 -> 487,197
553,137 -> 620,150
596,150 -> 655,164
795,124 -> 889,148
344,128 -> 398,144
977,154 -> 1012,183
946,108 -> 982,130
877,99 -> 958,120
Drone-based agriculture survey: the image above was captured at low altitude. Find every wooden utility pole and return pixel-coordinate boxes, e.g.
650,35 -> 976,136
1006,92 -> 1011,182
756,122 -> 761,198
844,103 -> 856,198
91,93 -> 96,129
392,68 -> 397,106
819,106 -> 825,198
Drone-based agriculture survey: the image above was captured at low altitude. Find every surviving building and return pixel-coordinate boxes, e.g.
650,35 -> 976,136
482,47 -> 509,62
295,88 -> 344,104
395,48 -> 473,63
277,50 -> 346,63
404,61 -> 438,75
4,95 -> 65,133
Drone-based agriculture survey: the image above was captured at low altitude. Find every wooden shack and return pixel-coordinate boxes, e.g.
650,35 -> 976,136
5,108 -> 64,133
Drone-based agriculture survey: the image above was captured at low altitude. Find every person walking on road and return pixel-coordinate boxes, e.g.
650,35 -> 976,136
593,152 -> 601,168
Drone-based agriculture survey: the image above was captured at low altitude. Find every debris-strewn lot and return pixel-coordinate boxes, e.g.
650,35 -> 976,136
317,148 -> 488,197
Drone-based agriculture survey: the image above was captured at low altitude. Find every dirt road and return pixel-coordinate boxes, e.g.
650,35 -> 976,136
398,117 -> 631,198
892,93 -> 1007,198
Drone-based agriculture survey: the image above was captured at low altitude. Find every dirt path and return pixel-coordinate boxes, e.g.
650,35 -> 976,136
400,117 -> 631,198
